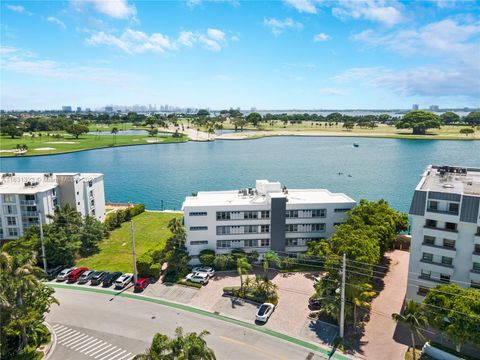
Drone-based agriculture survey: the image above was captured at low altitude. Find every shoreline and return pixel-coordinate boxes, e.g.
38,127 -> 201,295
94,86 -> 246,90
0,130 -> 477,158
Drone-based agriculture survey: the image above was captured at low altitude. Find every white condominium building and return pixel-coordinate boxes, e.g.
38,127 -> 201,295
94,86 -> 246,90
182,180 -> 356,262
407,165 -> 480,301
0,172 -> 106,241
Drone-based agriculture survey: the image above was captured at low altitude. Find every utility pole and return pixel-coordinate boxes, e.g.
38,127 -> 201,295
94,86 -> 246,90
38,212 -> 47,272
131,220 -> 138,283
339,253 -> 346,338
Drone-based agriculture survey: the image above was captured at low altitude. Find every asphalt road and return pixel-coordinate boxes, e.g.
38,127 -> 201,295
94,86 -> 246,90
46,287 -> 332,360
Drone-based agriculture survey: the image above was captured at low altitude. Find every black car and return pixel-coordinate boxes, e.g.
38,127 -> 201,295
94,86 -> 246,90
47,265 -> 67,280
102,272 -> 122,287
90,271 -> 109,286
308,296 -> 323,311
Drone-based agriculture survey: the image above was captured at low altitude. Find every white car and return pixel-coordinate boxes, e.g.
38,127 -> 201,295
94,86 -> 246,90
114,273 -> 133,289
255,303 -> 275,323
192,266 -> 215,278
56,268 -> 75,282
185,272 -> 209,285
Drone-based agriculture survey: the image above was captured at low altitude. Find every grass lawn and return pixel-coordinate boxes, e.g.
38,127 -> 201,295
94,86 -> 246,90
0,131 -> 188,157
76,211 -> 181,273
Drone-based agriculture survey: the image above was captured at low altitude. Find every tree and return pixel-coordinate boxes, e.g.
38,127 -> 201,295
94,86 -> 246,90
197,109 -> 210,117
66,124 -> 89,139
134,327 -> 216,360
162,218 -> 190,282
343,121 -> 354,130
111,127 -> 119,145
262,250 -> 280,279
459,128 -> 474,135
78,215 -> 106,257
423,284 -> 480,352
326,112 -> 343,123
246,112 -> 263,127
440,112 -> 460,124
231,117 -> 247,131
391,300 -> 427,360
237,257 -> 252,294
148,128 -> 159,137
1,123 -> 24,138
396,111 -> 441,135
463,111 -> 480,126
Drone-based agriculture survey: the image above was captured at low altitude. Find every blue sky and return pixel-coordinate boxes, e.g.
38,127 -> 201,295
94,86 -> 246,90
1,0 -> 479,110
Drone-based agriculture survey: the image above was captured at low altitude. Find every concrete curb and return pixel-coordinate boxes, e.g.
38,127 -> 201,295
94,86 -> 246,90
43,322 -> 57,360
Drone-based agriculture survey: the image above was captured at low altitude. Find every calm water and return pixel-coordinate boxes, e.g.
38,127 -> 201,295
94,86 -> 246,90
88,130 -> 171,136
1,137 -> 478,212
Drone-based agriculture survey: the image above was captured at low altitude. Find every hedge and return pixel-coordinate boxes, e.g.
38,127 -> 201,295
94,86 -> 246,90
176,279 -> 203,289
199,249 -> 215,266
105,204 -> 145,231
222,286 -> 278,305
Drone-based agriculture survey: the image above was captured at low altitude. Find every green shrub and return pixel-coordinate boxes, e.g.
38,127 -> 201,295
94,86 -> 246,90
213,254 -> 228,270
223,286 -> 241,295
177,279 -> 203,289
246,251 -> 259,265
105,204 -> 146,231
199,249 -> 216,266
231,248 -> 246,260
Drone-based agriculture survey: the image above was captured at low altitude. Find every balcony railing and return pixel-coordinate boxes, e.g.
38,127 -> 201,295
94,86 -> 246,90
426,208 -> 459,216
418,275 -> 450,284
21,211 -> 39,217
20,200 -> 37,205
422,242 -> 456,251
420,259 -> 454,268
423,225 -> 458,233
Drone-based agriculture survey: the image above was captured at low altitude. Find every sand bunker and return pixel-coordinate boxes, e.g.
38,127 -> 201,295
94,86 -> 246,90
45,141 -> 78,144
33,147 -> 56,151
0,150 -> 16,153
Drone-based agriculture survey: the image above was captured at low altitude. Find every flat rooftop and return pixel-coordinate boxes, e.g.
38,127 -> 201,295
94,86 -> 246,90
419,165 -> 480,196
0,172 -> 102,194
183,181 -> 355,208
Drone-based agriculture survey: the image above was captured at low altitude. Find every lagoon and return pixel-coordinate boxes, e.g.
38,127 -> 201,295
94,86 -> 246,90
1,137 -> 478,212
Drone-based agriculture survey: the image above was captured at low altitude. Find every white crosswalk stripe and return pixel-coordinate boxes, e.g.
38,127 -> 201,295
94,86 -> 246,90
52,324 -> 135,359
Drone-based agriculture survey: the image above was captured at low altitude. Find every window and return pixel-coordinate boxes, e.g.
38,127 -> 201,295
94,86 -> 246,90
260,225 -> 270,233
441,256 -> 453,266
88,180 -> 93,187
443,239 -> 455,249
473,262 -> 480,272
77,191 -> 79,195
448,203 -> 459,213
190,226 -> 207,231
334,208 -> 350,213
474,244 -> 480,254
440,274 -> 450,283
312,209 -> 326,218
217,240 -> 230,248
216,212 -> 230,220
3,194 -> 16,203
25,195 -> 35,201
244,225 -> 258,234
260,239 -> 270,247
216,226 -> 229,235
445,222 -> 457,231
287,238 -> 298,246
286,224 -> 298,232
311,223 -> 326,232
8,228 -> 18,237
428,200 -> 438,210
425,219 -> 437,227
260,211 -> 270,219
334,222 -> 342,227
90,199 -> 95,206
471,280 -> 480,289
422,253 -> 433,262
3,205 -> 17,215
244,239 -> 257,247
91,209 -> 96,216
25,206 -> 37,212
189,212 -> 207,216
190,240 -> 208,245
418,286 -> 430,296
423,235 -> 435,245
286,210 -> 298,218
243,211 -> 258,219
421,269 -> 431,278
89,190 -> 94,197
6,217 -> 17,226
77,202 -> 80,206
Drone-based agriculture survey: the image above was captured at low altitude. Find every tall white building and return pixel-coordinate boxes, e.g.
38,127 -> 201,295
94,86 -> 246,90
182,180 -> 356,262
407,165 -> 480,301
0,172 -> 106,241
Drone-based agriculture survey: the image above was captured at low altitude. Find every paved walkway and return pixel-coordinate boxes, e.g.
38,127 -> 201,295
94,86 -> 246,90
358,250 -> 409,360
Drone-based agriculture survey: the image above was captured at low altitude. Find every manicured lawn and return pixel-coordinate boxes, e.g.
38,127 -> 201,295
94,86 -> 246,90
76,211 -> 182,273
0,132 -> 188,157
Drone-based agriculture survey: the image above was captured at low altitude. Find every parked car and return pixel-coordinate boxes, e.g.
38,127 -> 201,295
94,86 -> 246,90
56,268 -> 75,282
103,272 -> 123,287
308,296 -> 322,311
90,271 -> 109,286
115,273 -> 134,289
67,267 -> 89,283
134,277 -> 150,292
47,265 -> 66,280
77,270 -> 96,284
185,272 -> 209,285
192,266 -> 215,278
255,303 -> 275,323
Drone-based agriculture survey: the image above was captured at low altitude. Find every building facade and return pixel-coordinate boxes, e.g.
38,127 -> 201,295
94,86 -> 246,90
182,180 -> 356,262
407,165 -> 480,301
0,172 -> 106,241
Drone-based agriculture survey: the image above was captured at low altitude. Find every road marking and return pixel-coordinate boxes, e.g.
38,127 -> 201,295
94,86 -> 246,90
78,339 -> 102,353
117,352 -> 132,360
99,347 -> 123,360
72,337 -> 97,351
55,327 -> 75,336
52,324 -> 65,331
58,330 -> 80,342
109,349 -> 127,360
85,342 -> 110,356
83,341 -> 108,355
94,345 -> 117,359
219,335 -> 289,360
62,333 -> 89,347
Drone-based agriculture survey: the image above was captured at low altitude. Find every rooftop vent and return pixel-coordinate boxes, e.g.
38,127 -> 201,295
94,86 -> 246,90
442,184 -> 454,189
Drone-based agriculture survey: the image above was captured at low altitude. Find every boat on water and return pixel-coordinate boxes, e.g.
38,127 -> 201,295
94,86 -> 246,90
353,143 -> 359,147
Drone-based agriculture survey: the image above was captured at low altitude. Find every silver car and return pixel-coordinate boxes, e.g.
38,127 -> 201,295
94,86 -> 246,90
56,268 -> 75,282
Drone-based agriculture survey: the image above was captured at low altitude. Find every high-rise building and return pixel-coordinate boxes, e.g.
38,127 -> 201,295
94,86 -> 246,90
62,106 -> 72,112
429,105 -> 439,111
0,172 -> 106,241
76,107 -> 82,112
182,180 -> 356,263
105,106 -> 113,113
412,104 -> 419,110
406,165 -> 480,301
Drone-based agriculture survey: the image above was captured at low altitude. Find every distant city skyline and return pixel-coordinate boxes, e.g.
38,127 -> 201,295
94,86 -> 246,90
1,0 -> 479,110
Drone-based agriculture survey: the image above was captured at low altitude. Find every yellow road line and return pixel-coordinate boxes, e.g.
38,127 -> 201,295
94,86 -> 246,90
219,335 -> 290,360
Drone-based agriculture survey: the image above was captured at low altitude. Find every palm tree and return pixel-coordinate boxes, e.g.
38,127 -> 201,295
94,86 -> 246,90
111,127 -> 118,145
237,257 -> 252,295
134,327 -> 215,360
391,300 -> 427,360
262,250 -> 280,279
350,283 -> 376,330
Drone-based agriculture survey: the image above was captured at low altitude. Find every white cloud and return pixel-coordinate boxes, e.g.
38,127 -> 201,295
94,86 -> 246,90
284,0 -> 317,14
6,4 -> 25,13
86,27 -> 230,54
72,0 -> 136,19
313,32 -> 330,42
331,0 -> 403,26
230,35 -> 240,42
47,16 -> 67,29
263,17 -> 303,35
214,74 -> 232,81
319,87 -> 348,96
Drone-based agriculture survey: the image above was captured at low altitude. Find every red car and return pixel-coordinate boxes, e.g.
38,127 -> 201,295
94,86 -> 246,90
67,267 -> 89,283
134,278 -> 150,292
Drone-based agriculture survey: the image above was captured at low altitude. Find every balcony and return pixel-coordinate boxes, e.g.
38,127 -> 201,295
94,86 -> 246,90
20,200 -> 37,205
420,259 -> 454,274
422,242 -> 456,251
423,226 -> 458,241
21,211 -> 39,217
418,274 -> 450,284
426,207 -> 459,216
